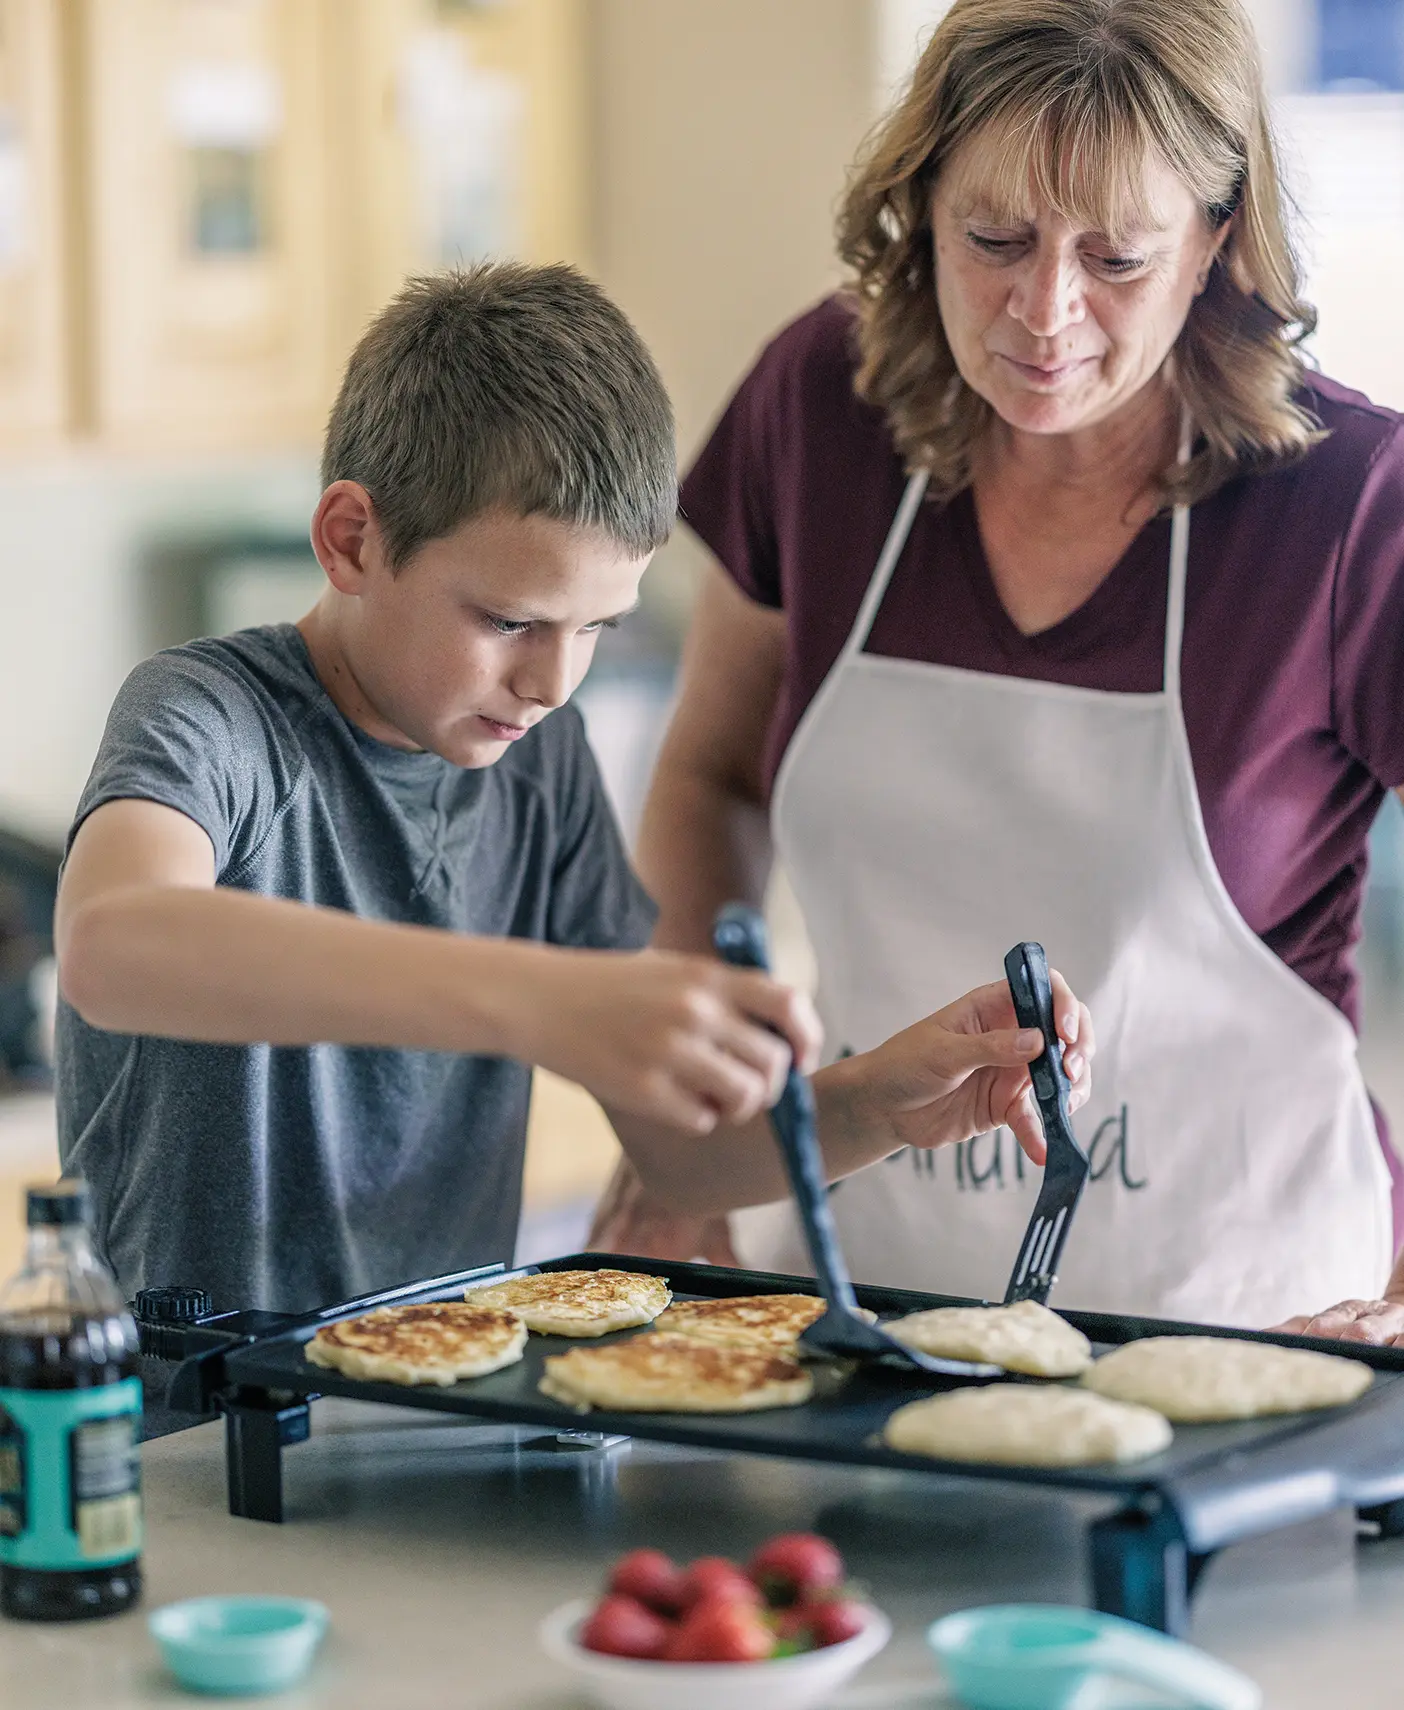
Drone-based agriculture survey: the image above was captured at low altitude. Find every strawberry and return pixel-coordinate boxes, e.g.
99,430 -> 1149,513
747,1532 -> 845,1605
664,1597 -> 775,1663
579,1593 -> 672,1660
679,1555 -> 764,1610
606,1548 -> 686,1614
807,1597 -> 869,1648
770,1603 -> 817,1650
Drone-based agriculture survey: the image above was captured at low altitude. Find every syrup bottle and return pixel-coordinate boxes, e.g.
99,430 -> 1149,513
0,1180 -> 142,1620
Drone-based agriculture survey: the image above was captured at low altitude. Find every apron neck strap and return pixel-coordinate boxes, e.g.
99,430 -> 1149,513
1164,503 -> 1191,697
1163,407 -> 1194,698
843,470 -> 930,660
850,445 -> 1192,699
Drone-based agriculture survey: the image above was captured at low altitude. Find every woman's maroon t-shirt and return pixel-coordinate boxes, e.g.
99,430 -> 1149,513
681,295 -> 1404,1040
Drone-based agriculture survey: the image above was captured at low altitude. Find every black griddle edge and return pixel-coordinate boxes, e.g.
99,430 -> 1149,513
141,1254 -> 1404,1637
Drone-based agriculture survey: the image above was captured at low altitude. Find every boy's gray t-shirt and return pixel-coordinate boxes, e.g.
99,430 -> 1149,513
55,624 -> 656,1313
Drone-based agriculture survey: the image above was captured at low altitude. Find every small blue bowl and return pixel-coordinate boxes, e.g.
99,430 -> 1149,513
149,1595 -> 328,1696
926,1604 -> 1260,1710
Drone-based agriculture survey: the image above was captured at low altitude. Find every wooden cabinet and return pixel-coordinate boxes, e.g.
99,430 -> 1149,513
0,1 -> 72,450
85,0 -> 337,450
329,0 -> 589,361
0,0 -> 588,453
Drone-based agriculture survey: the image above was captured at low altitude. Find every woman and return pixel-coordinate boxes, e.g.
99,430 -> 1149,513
594,0 -> 1404,1338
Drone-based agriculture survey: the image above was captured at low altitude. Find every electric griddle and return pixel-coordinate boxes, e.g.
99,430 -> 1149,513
140,1253 -> 1404,1638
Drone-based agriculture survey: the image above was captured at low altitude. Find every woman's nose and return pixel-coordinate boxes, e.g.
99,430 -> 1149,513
1008,252 -> 1086,337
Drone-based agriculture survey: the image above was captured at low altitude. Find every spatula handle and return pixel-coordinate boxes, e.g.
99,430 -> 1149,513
713,904 -> 861,1314
1003,942 -> 1076,1147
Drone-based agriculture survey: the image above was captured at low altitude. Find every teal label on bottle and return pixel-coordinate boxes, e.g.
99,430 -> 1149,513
0,1379 -> 142,1571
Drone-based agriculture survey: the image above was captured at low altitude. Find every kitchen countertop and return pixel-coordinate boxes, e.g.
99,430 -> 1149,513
2,1396 -> 1402,1708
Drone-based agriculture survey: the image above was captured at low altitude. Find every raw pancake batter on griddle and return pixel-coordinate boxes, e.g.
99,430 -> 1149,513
883,1383 -> 1172,1467
885,1300 -> 1093,1377
1082,1336 -> 1372,1421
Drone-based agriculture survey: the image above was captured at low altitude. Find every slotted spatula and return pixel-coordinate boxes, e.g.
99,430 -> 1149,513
713,903 -> 998,1378
1002,941 -> 1089,1305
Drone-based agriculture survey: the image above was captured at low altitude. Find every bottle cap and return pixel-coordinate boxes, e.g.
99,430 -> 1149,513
26,1178 -> 92,1228
133,1286 -> 212,1325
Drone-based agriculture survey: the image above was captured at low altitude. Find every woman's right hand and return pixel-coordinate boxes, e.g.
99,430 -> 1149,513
507,946 -> 821,1133
839,970 -> 1094,1166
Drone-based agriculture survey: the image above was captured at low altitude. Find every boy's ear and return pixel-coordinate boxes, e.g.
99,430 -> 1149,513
310,481 -> 387,593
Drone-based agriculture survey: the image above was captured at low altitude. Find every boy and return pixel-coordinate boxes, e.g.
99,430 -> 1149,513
56,264 -> 1082,1314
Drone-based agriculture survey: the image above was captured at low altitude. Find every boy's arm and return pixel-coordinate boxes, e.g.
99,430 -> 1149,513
56,797 -> 821,1134
608,972 -> 1095,1212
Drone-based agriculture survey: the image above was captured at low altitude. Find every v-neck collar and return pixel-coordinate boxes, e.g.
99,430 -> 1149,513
947,488 -> 1172,661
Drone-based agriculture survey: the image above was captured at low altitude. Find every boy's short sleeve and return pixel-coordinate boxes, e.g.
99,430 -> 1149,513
69,649 -> 299,877
545,709 -> 656,952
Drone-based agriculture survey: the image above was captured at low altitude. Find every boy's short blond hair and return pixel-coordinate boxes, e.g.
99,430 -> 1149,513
322,263 -> 676,566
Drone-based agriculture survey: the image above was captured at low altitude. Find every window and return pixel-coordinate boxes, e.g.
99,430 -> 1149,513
1316,0 -> 1404,91
186,145 -> 267,254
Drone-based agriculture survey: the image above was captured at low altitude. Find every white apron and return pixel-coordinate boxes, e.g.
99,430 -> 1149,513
732,473 -> 1391,1326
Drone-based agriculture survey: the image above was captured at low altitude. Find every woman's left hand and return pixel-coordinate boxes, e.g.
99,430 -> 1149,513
839,969 -> 1095,1165
587,1155 -> 741,1267
1272,1298 -> 1404,1346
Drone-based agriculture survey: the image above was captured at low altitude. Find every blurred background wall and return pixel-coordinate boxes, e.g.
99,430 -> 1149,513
0,0 -> 1401,1275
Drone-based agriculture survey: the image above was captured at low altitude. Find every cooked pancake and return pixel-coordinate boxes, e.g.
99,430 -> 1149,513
885,1300 -> 1093,1378
883,1382 -> 1172,1467
654,1294 -> 828,1355
539,1332 -> 814,1413
305,1300 -> 526,1386
466,1269 -> 671,1337
1082,1335 -> 1373,1422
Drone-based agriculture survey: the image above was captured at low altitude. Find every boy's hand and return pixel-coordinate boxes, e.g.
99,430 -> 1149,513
513,949 -> 822,1133
835,971 -> 1094,1166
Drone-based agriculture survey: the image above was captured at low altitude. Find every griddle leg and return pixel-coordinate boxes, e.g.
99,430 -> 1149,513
1089,1504 -> 1208,1636
1358,1499 -> 1404,1539
223,1392 -> 311,1523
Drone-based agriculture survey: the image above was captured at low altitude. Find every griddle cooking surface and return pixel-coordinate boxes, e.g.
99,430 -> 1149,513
218,1254 -> 1404,1543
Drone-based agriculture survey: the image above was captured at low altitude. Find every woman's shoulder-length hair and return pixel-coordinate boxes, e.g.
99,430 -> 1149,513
838,0 -> 1322,507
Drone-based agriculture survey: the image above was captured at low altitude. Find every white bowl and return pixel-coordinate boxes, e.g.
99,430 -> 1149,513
538,1597 -> 892,1710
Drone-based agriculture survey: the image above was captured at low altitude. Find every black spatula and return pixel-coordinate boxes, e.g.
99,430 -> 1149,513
713,903 -> 998,1378
1002,941 -> 1089,1305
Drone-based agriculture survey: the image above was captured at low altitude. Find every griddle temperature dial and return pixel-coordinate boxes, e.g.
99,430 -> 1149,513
132,1286 -> 213,1359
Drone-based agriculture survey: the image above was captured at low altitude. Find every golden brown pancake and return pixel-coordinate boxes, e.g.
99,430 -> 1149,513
539,1332 -> 813,1413
465,1269 -> 671,1337
654,1294 -> 828,1355
305,1300 -> 527,1386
